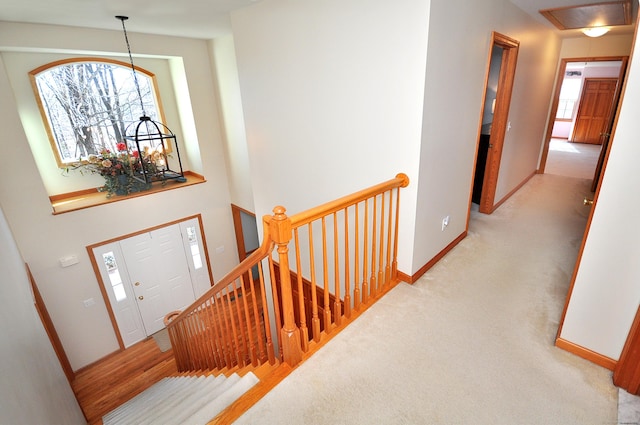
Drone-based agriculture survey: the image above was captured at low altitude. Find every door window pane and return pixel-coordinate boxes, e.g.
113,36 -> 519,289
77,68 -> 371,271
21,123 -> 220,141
102,251 -> 127,302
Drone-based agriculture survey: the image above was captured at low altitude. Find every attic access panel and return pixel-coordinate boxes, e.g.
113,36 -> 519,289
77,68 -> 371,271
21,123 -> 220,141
540,0 -> 632,30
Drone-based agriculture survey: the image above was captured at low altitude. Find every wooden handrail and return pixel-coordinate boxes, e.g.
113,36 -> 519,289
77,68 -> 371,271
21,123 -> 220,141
165,174 -> 409,373
289,173 -> 409,227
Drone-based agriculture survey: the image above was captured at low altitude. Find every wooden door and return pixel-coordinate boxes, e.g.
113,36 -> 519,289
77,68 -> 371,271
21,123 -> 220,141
572,78 -> 618,144
121,225 -> 196,335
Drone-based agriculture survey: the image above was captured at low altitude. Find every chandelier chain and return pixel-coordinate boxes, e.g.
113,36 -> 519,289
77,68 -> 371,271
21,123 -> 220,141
117,16 -> 147,117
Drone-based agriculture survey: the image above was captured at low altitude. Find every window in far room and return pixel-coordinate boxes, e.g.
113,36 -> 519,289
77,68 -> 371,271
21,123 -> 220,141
556,78 -> 582,120
30,58 -> 165,167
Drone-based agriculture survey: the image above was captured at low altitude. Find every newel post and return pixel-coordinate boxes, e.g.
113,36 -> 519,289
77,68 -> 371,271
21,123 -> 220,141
270,206 -> 303,367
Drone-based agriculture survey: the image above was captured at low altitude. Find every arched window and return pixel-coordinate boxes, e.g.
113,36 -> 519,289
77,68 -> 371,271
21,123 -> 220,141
30,58 -> 165,167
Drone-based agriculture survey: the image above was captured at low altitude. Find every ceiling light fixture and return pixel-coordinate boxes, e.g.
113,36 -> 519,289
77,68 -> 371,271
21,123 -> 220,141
115,15 -> 186,185
581,27 -> 610,37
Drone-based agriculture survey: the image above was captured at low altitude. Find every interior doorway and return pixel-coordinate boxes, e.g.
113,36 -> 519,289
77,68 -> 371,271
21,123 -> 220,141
472,32 -> 520,214
538,57 -> 628,193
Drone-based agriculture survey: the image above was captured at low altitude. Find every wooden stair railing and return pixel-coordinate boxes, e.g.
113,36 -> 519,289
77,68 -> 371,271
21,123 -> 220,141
166,174 -> 409,373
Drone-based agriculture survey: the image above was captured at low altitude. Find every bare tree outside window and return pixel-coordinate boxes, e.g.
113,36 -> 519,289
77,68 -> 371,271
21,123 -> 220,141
30,58 -> 164,167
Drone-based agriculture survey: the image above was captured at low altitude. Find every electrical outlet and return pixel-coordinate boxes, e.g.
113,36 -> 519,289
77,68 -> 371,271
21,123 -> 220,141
441,215 -> 450,231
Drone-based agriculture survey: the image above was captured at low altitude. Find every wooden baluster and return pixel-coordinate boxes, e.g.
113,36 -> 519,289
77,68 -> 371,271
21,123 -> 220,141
213,292 -> 232,369
353,203 -> 361,311
268,255 -> 283,361
183,313 -> 198,370
170,322 -> 185,371
343,206 -> 351,318
270,206 -> 303,367
248,265 -> 265,364
332,212 -> 342,326
392,186 -> 402,279
231,279 -> 247,367
194,306 -> 208,370
258,259 -> 276,365
223,290 -> 241,368
362,199 -> 369,304
202,303 -> 214,369
370,196 -> 378,298
207,298 -> 222,369
293,229 -> 309,351
308,223 -> 321,342
212,297 -> 226,369
321,216 -> 331,334
222,290 -> 237,368
183,318 -> 194,370
239,274 -> 257,366
378,193 -> 385,290
385,190 -> 393,286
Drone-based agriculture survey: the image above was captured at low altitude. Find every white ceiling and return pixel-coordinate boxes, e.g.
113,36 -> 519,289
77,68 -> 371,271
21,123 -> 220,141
0,0 -> 636,40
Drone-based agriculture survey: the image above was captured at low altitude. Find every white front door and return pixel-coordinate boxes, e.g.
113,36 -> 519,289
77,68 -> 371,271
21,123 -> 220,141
120,224 -> 197,335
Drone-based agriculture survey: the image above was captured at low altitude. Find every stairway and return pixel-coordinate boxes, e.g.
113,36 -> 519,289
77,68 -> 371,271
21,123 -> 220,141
102,372 -> 259,425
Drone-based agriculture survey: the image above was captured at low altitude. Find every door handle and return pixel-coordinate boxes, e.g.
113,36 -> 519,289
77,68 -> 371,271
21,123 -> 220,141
134,281 -> 140,286
583,197 -> 594,206
138,296 -> 144,300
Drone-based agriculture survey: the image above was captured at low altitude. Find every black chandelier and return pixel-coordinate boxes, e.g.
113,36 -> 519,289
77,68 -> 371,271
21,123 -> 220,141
116,15 -> 186,185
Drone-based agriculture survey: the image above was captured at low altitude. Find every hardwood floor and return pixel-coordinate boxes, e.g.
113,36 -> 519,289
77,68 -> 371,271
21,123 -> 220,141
71,337 -> 177,425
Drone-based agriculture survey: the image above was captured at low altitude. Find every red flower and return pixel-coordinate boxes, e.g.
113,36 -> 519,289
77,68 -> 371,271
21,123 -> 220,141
132,151 -> 140,158
116,142 -> 127,152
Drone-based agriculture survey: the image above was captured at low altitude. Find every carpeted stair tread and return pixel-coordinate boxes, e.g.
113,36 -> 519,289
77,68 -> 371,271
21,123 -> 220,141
135,375 -> 226,425
182,372 -> 260,424
102,372 -> 258,425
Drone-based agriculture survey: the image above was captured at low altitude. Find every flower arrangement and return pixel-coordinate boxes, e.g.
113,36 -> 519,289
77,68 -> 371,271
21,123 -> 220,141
68,142 -> 163,197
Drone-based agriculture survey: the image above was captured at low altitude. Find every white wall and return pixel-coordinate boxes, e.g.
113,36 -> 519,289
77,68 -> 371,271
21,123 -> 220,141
560,34 -> 634,59
559,31 -> 640,360
209,36 -> 255,212
412,0 -> 560,272
231,0 -> 429,274
0,22 -> 238,370
0,205 -> 84,423
231,0 -> 561,277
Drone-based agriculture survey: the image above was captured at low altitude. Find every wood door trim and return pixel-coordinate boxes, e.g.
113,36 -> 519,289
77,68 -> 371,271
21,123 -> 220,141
231,203 -> 256,262
478,32 -> 520,214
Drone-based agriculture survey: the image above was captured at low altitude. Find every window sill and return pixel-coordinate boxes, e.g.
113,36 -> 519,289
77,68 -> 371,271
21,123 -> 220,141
50,172 -> 206,215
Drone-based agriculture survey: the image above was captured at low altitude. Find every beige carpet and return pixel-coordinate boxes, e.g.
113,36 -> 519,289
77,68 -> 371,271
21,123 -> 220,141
545,138 -> 601,180
236,174 -> 618,424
